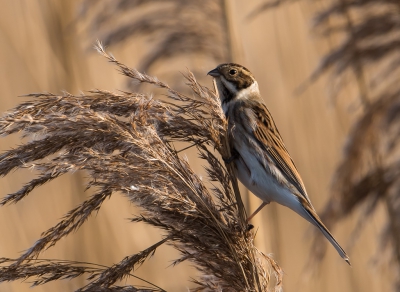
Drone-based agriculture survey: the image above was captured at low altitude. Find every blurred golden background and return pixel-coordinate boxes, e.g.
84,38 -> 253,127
0,0 -> 397,291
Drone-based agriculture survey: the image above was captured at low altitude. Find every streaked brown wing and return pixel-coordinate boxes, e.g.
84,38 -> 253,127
252,102 -> 312,204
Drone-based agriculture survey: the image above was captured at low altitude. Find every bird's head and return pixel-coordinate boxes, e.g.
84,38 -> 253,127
207,63 -> 259,108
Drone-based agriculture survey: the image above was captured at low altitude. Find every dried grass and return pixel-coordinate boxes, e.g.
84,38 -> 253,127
0,43 -> 282,291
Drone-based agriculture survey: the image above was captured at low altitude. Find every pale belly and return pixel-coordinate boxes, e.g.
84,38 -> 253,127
234,147 -> 308,220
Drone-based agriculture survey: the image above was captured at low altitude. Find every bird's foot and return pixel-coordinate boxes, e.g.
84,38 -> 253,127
231,222 -> 254,233
246,201 -> 270,222
223,149 -> 239,164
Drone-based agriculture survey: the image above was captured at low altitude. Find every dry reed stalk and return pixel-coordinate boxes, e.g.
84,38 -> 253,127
0,42 -> 282,291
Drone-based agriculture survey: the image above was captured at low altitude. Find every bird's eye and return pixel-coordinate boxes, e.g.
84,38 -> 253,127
229,69 -> 237,75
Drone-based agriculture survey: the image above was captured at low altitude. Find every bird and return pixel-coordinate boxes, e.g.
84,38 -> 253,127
207,63 -> 350,265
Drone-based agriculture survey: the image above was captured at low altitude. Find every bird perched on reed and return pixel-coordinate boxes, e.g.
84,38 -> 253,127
208,63 -> 350,265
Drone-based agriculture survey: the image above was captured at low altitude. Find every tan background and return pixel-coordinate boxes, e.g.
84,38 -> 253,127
0,0 -> 390,291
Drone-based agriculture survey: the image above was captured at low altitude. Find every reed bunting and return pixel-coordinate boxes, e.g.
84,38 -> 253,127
208,63 -> 350,264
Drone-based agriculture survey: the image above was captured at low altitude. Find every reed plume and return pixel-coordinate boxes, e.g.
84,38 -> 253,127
0,43 -> 282,291
79,0 -> 231,73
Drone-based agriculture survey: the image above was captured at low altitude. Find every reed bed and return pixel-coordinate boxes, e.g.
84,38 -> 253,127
310,0 -> 400,272
256,0 -> 400,287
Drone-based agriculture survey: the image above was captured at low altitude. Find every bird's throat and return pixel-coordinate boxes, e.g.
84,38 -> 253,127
215,78 -> 235,107
221,83 -> 235,105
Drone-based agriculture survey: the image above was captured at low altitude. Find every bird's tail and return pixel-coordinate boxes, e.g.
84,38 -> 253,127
302,203 -> 351,265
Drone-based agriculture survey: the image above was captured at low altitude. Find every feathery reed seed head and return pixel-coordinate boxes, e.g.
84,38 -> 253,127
0,42 -> 282,291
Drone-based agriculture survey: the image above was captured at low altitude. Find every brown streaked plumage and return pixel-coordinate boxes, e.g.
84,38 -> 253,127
208,63 -> 350,265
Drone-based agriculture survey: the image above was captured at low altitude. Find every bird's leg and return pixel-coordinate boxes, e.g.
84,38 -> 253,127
223,148 -> 239,164
247,201 -> 269,222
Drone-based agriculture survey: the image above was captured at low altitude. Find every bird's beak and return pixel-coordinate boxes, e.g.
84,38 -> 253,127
207,68 -> 220,77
